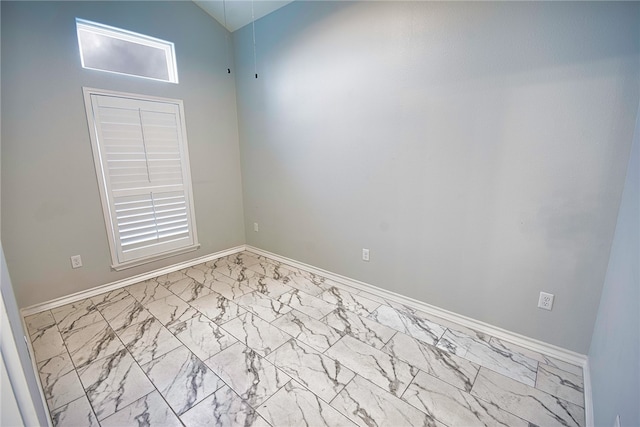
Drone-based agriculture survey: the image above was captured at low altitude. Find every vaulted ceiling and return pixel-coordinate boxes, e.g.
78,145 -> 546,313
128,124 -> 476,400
194,0 -> 294,32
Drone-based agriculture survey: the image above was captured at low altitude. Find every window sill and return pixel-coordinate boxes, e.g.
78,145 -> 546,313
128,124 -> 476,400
111,244 -> 200,271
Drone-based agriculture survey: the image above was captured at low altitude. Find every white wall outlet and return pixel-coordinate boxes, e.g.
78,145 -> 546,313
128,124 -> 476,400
362,248 -> 370,262
253,222 -> 259,232
538,291 -> 554,310
70,255 -> 83,269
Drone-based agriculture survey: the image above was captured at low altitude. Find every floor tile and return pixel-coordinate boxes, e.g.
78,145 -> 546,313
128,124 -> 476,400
52,299 -> 103,334
156,270 -> 193,287
29,253 -> 586,427
403,370 -> 528,427
25,310 -> 56,337
189,291 -> 246,325
280,269 -> 329,297
471,367 -> 585,427
437,329 -> 538,386
222,312 -> 292,356
172,314 -> 238,360
258,380 -> 357,427
100,391 -> 182,427
247,260 -> 294,282
489,337 -> 584,378
267,339 -> 355,402
94,294 -> 153,332
384,331 -> 479,392
214,262 -> 258,282
90,289 -> 130,311
78,348 -> 155,420
278,289 -> 336,319
272,309 -> 342,352
126,278 -> 173,304
143,346 -> 225,416
241,274 -> 294,299
30,323 -> 66,363
324,308 -> 396,349
369,305 -> 446,346
205,341 -> 290,406
185,260 -> 232,286
117,317 -> 183,365
167,277 -> 213,302
37,352 -> 85,411
206,273 -> 254,300
536,364 -> 584,407
234,291 -> 293,322
353,290 -> 392,306
320,286 -> 381,317
180,385 -> 271,427
331,375 -> 437,427
281,268 -> 332,291
50,395 -> 99,427
144,294 -> 200,329
390,303 -> 483,338
325,335 -> 417,397
62,321 -> 123,369
226,251 -> 262,268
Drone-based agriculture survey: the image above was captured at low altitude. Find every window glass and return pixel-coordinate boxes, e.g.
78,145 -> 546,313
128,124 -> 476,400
76,19 -> 178,83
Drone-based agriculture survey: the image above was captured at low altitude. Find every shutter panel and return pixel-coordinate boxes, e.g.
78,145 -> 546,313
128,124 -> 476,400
87,91 -> 197,266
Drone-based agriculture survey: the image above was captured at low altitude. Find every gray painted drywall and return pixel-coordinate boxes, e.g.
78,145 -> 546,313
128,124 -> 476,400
2,5 -> 48,424
234,1 -> 640,353
588,108 -> 639,427
1,1 -> 245,308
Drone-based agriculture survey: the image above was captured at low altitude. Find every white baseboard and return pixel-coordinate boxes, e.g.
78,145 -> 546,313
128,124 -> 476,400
246,245 -> 588,368
21,242 -> 588,372
20,245 -> 246,317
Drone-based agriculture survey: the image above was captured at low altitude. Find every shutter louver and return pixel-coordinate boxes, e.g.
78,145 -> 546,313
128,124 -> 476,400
86,90 -> 198,267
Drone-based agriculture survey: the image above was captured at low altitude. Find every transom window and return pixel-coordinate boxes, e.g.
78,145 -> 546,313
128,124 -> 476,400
76,19 -> 178,83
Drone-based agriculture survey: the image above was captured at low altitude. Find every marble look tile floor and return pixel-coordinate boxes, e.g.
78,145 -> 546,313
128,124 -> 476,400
25,251 -> 586,427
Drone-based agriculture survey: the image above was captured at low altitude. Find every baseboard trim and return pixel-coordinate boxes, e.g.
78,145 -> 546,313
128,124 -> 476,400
21,245 -> 246,317
246,245 -> 588,367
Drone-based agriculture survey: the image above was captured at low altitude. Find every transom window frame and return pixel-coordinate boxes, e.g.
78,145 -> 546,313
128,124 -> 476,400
83,87 -> 199,270
76,18 -> 179,84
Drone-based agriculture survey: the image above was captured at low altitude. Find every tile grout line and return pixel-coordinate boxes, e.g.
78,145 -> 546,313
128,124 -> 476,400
32,251 -> 586,427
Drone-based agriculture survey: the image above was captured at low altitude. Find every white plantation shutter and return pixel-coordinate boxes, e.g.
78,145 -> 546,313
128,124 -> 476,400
84,88 -> 198,269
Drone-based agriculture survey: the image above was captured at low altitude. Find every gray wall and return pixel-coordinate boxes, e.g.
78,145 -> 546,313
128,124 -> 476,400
234,1 -> 640,353
1,1 -> 245,308
588,108 -> 639,427
1,3 -> 50,423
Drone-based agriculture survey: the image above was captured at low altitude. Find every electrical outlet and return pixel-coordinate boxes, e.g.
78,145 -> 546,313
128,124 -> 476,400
253,222 -> 259,232
538,292 -> 554,310
70,255 -> 83,269
362,248 -> 370,262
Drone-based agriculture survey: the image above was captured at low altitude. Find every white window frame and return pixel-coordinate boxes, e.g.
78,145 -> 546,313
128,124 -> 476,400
83,87 -> 199,270
76,18 -> 179,84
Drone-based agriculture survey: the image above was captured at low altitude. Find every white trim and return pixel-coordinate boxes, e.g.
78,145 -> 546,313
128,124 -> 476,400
82,87 -> 199,270
583,357 -> 594,427
76,18 -> 178,84
21,241 -> 588,368
111,244 -> 200,271
245,245 -> 588,367
1,293 -> 48,427
21,245 -> 246,317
